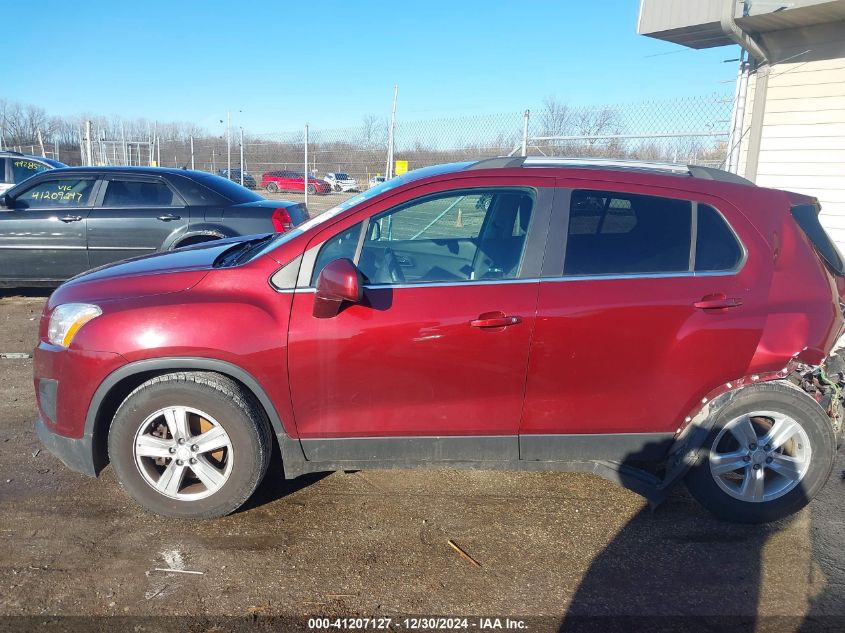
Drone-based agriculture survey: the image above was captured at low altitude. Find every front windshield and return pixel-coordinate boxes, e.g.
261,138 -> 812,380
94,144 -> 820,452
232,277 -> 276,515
335,173 -> 350,180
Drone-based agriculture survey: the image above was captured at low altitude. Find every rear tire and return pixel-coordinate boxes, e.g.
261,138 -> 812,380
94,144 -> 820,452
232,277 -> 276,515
108,371 -> 273,519
685,381 -> 836,524
266,182 -> 279,194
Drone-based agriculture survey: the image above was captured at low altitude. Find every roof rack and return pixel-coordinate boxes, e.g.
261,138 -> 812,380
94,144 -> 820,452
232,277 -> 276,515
466,156 -> 754,186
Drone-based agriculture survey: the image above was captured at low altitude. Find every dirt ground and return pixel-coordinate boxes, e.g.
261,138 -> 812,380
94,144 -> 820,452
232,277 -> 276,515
0,292 -> 844,632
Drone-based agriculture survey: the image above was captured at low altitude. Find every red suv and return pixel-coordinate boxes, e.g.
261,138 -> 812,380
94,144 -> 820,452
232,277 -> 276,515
34,157 -> 845,522
261,170 -> 330,195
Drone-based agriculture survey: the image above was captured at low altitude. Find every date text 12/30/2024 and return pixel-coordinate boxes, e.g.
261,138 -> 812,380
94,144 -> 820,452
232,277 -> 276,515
308,617 -> 528,630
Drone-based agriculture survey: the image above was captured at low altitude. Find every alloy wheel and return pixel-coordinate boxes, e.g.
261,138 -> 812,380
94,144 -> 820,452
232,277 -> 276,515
132,406 -> 234,500
708,411 -> 811,503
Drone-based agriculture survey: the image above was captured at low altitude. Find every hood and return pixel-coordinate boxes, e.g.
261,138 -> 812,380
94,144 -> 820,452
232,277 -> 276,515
49,238 -> 245,307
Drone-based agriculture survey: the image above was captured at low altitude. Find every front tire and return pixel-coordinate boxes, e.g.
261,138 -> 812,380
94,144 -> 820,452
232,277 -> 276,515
307,184 -> 317,194
685,381 -> 836,524
108,371 -> 273,519
266,182 -> 279,194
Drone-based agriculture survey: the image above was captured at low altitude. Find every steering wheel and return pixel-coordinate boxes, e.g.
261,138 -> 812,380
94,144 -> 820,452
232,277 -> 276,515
382,247 -> 406,284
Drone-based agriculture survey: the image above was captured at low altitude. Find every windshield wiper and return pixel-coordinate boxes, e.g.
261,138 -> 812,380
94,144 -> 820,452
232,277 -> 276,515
214,234 -> 275,267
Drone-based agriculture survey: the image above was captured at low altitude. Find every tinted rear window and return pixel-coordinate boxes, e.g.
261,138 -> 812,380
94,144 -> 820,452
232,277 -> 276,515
791,203 -> 845,275
565,190 -> 692,275
190,172 -> 263,203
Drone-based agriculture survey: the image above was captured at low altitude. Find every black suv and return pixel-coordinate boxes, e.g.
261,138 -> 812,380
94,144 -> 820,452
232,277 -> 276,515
217,168 -> 257,189
0,166 -> 308,286
0,151 -> 66,193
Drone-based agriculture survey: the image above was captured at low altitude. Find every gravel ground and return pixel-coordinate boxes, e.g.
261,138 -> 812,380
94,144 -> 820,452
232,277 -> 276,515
0,291 -> 843,632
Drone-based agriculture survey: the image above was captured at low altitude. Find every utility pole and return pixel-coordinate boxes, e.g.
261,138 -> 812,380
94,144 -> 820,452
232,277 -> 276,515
226,110 -> 232,180
385,85 -> 398,179
190,135 -> 195,170
239,127 -> 244,185
304,123 -> 309,209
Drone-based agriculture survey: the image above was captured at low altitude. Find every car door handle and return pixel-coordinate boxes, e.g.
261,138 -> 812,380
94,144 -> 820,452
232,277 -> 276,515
694,293 -> 743,310
470,312 -> 522,328
58,215 -> 83,223
157,213 -> 181,221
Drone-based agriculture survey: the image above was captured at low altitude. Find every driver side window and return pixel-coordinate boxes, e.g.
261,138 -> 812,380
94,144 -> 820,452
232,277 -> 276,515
359,189 -> 534,285
12,178 -> 97,209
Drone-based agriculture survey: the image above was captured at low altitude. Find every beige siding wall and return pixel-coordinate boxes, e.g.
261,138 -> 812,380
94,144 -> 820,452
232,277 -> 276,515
738,23 -> 845,247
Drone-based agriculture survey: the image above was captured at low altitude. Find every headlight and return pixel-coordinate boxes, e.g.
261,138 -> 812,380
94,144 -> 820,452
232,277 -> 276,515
48,303 -> 102,348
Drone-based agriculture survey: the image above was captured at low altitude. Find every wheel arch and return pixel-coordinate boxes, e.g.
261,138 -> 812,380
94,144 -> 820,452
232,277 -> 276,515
86,357 -> 299,474
165,226 -> 233,250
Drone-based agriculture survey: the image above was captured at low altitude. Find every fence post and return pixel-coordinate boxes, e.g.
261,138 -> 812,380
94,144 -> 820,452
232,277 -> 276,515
239,127 -> 244,185
37,129 -> 46,157
121,123 -> 128,165
386,85 -> 398,179
521,110 -> 530,157
151,121 -> 156,167
304,123 -> 309,209
190,136 -> 195,170
227,110 -> 232,179
85,120 -> 93,166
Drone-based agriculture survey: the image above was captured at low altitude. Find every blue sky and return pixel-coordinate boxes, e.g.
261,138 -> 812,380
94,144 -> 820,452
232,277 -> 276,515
4,0 -> 739,132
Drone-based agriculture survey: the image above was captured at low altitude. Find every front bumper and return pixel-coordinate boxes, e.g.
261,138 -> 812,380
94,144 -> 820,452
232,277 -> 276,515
35,416 -> 96,477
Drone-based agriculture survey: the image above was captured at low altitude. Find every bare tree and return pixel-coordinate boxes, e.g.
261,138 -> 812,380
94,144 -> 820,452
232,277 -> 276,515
540,96 -> 574,137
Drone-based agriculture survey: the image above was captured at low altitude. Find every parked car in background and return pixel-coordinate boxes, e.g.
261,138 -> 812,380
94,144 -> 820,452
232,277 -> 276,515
0,151 -> 66,193
34,157 -> 845,523
324,172 -> 359,192
262,170 -> 331,195
368,175 -> 386,189
217,168 -> 257,189
0,166 -> 308,286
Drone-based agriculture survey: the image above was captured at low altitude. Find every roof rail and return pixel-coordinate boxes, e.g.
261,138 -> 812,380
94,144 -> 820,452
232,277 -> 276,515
465,156 -> 526,170
523,156 -> 690,173
466,156 -> 754,185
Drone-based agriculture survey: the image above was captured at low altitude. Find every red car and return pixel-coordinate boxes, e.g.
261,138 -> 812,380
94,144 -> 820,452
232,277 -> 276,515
34,157 -> 845,522
261,170 -> 331,195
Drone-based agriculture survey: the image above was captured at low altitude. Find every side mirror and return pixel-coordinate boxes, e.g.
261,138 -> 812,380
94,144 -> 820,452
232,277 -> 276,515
313,258 -> 363,318
0,193 -> 10,209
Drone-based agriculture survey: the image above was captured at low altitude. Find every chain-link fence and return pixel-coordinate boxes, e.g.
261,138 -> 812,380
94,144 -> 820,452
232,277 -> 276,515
9,93 -> 734,185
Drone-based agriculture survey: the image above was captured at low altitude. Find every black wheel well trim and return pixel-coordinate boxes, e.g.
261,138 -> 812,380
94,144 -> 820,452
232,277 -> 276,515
85,357 -> 302,467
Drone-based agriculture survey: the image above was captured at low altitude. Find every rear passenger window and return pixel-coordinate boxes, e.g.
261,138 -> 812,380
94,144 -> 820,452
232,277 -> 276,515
103,180 -> 177,207
565,190 -> 692,275
695,204 -> 742,271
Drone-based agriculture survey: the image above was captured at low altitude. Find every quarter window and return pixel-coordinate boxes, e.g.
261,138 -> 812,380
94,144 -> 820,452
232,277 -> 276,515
311,222 -> 364,285
14,178 -> 96,209
695,204 -> 742,272
564,190 -> 692,275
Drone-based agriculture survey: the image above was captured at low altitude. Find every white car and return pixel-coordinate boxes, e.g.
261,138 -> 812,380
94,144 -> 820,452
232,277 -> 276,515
368,175 -> 386,189
324,172 -> 359,192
